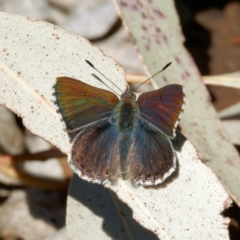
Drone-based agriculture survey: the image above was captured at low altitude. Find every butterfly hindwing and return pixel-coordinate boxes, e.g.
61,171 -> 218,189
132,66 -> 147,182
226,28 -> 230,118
69,118 -> 120,183
137,84 -> 184,138
53,77 -> 119,131
127,120 -> 176,186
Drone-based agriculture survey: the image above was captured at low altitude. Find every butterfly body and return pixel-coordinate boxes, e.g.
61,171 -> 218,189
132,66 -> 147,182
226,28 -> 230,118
114,91 -> 139,177
116,91 -> 137,131
53,76 -> 185,186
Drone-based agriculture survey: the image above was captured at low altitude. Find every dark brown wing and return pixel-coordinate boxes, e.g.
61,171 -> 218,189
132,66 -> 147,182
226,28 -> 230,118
127,120 -> 176,186
69,119 -> 120,183
137,84 -> 184,138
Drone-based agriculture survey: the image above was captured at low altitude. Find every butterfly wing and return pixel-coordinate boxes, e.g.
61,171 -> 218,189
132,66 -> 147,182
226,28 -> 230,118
53,77 -> 119,131
127,120 -> 176,186
69,119 -> 120,183
137,84 -> 184,138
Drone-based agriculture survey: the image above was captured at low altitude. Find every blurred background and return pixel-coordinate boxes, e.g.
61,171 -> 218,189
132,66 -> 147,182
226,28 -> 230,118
0,0 -> 240,239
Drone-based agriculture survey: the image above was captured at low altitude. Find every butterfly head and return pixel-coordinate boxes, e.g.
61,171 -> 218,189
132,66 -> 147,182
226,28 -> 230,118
120,84 -> 136,100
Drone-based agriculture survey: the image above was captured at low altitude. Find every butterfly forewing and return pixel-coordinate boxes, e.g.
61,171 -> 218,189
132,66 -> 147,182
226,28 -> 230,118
137,84 -> 184,138
54,77 -> 119,131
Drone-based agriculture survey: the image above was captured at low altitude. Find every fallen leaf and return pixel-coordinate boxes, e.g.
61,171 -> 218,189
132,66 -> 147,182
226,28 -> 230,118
222,120 -> 240,146
114,0 -> 240,206
67,135 -> 230,239
0,12 -> 125,155
0,12 -> 230,239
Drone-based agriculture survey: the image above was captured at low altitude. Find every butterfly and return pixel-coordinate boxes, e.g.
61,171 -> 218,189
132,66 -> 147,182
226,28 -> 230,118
53,60 -> 185,186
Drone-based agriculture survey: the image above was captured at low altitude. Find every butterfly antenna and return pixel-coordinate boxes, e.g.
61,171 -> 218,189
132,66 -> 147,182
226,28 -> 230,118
85,60 -> 123,94
134,62 -> 172,91
91,73 -> 119,96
